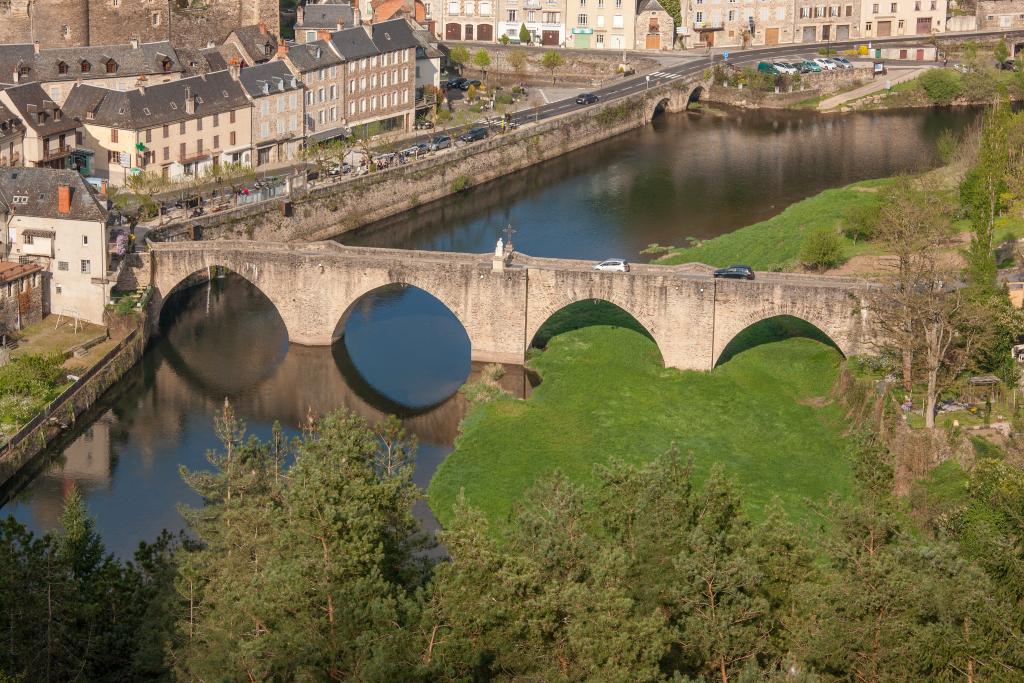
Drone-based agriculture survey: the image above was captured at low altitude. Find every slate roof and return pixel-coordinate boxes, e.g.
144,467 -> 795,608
330,25 -> 379,60
0,167 -> 105,221
0,42 -> 182,84
637,0 -> 668,12
237,61 -> 301,98
298,3 -> 354,29
200,47 -> 230,72
371,18 -> 420,53
63,70 -> 251,130
1,83 -> 76,135
282,39 -> 343,72
230,24 -> 279,64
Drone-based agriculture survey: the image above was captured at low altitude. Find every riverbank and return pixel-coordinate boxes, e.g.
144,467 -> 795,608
427,323 -> 853,533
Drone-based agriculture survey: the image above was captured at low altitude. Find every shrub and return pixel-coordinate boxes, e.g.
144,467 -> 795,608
495,93 -> 514,105
436,109 -> 452,122
919,68 -> 962,105
499,34 -> 509,45
451,174 -> 472,192
842,202 -> 880,243
518,23 -> 530,44
466,84 -> 478,101
800,229 -> 845,270
936,128 -> 959,164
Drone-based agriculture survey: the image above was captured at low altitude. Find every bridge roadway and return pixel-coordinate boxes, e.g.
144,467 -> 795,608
148,240 -> 875,371
506,29 -> 1024,126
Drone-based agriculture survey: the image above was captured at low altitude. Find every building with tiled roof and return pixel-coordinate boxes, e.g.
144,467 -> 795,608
0,167 -> 112,325
295,3 -> 357,43
0,83 -> 89,173
237,61 -> 304,166
0,259 -> 43,332
63,69 -> 253,185
225,22 -> 281,66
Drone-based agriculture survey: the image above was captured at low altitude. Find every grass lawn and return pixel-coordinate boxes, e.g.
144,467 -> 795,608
12,318 -> 115,368
655,177 -> 895,271
428,324 -> 854,532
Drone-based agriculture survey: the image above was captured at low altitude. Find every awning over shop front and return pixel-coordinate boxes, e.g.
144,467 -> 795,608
307,126 -> 351,144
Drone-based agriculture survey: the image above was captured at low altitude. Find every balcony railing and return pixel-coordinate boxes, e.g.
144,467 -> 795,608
693,21 -> 724,30
40,144 -> 74,161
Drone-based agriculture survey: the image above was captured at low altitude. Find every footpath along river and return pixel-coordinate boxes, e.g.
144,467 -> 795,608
2,105 -> 979,556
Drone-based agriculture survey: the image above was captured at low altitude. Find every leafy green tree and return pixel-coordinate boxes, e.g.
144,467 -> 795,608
519,22 -> 531,44
996,39 -> 1010,64
799,229 -> 844,270
448,45 -> 470,70
508,48 -> 528,76
919,68 -> 963,105
472,48 -> 491,82
540,50 -> 565,84
961,101 -> 1011,292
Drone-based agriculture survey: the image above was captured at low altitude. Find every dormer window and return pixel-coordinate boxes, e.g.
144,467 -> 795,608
85,111 -> 94,120
161,58 -> 172,72
105,59 -> 118,74
18,66 -> 29,77
265,44 -> 273,57
57,61 -> 68,75
53,110 -> 61,121
81,60 -> 91,73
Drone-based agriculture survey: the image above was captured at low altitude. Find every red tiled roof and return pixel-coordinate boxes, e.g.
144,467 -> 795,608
0,260 -> 42,284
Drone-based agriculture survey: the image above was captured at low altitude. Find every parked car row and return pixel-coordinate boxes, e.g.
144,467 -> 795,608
445,76 -> 483,91
757,56 -> 855,76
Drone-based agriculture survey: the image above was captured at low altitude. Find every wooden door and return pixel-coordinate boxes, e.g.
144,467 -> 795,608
464,24 -> 474,39
477,23 -> 493,41
646,34 -> 660,49
877,20 -> 891,36
542,29 -> 559,45
915,17 -> 931,34
764,27 -> 779,44
445,23 -> 460,39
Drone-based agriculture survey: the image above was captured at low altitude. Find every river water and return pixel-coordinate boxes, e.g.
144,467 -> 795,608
2,105 -> 980,556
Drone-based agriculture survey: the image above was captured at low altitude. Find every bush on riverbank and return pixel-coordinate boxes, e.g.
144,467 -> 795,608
657,178 -> 893,270
0,352 -> 69,435
428,325 -> 853,532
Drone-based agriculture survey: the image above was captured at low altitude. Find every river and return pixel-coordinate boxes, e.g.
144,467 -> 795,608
2,105 -> 980,556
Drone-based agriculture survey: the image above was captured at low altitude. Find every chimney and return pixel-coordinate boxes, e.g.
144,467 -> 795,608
296,5 -> 304,24
32,41 -> 39,55
57,184 -> 70,215
259,20 -> 268,35
11,70 -> 17,83
129,37 -> 139,49
336,19 -> 344,30
228,57 -> 240,80
316,28 -> 331,41
353,7 -> 361,25
135,74 -> 148,93
277,38 -> 288,59
184,85 -> 195,114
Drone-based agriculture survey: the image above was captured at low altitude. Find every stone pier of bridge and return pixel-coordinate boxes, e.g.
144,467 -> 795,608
145,241 -> 874,371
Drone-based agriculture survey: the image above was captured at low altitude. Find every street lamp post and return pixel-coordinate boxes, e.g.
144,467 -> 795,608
645,74 -> 651,90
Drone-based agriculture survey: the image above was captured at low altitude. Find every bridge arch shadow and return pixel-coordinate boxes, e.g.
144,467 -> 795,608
530,299 -> 663,363
651,85 -> 704,120
715,314 -> 843,367
332,282 -> 472,410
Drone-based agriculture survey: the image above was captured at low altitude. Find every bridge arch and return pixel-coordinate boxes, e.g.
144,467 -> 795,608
526,294 -> 666,364
714,314 -> 843,367
647,82 -> 708,120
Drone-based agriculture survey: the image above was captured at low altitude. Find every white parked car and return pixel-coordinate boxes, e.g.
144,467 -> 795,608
831,56 -> 855,69
594,258 -> 630,273
813,58 -> 838,71
772,61 -> 799,74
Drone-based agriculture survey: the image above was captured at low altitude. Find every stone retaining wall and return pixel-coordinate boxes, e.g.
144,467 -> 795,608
458,44 -> 660,87
148,79 -> 706,245
704,67 -> 871,108
0,324 -> 145,490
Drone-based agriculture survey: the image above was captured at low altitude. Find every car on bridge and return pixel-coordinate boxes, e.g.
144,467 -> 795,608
576,93 -> 600,105
594,258 -> 630,273
713,265 -> 755,280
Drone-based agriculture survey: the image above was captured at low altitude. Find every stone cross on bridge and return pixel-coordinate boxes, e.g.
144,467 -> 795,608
146,241 -> 875,371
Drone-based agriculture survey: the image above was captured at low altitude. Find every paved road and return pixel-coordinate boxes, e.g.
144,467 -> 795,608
504,29 -> 1024,126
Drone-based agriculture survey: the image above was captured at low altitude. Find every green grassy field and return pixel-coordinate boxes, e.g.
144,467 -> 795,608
655,178 -> 894,271
428,322 -> 854,532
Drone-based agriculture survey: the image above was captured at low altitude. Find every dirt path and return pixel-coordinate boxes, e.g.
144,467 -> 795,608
817,65 -> 933,111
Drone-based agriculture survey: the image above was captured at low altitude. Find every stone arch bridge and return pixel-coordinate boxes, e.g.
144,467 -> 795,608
146,241 -> 874,371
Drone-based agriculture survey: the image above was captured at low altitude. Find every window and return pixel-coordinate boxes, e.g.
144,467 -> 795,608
577,12 -> 587,24
197,139 -> 203,153
151,11 -> 160,26
57,61 -> 68,74
197,117 -> 203,131
866,21 -> 872,29
890,2 -> 896,10
108,150 -> 119,163
845,4 -> 852,14
306,30 -> 316,41
22,234 -> 33,245
81,60 -> 90,73
596,33 -> 604,45
930,0 -> 935,7
57,261 -> 68,271
695,10 -> 703,21
727,9 -> 735,19
213,113 -> 219,127
897,18 -> 904,27
163,146 -> 169,160
179,122 -> 185,135
55,284 -> 62,294
777,7 -> 786,18
61,25 -> 69,39
261,122 -> 269,137
914,0 -> 920,9
449,0 -> 459,13
230,110 -> 235,124
179,142 -> 186,158
163,124 -> 169,138
80,259 -> 91,274
329,84 -> 336,99
229,131 -> 236,145
262,100 -> 269,115
82,235 -> 88,246
508,9 -> 517,20
596,14 -> 604,26
349,101 -> 356,115
145,129 -> 152,143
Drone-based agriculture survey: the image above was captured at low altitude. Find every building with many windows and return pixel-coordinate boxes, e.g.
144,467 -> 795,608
0,168 -> 113,325
63,69 -> 253,184
440,0 -> 498,41
277,37 -> 347,144
0,83 -> 90,173
500,0 -> 566,45
794,0 -> 860,42
686,0 -> 795,47
237,60 -> 304,166
566,0 -> 633,49
859,0 -> 946,37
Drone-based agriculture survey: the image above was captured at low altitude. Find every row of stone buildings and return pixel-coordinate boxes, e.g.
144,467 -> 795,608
432,0 -> 951,48
0,18 -> 433,185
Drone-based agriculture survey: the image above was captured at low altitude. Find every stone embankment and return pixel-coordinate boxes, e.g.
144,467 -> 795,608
459,44 -> 661,87
703,67 -> 872,109
0,321 -> 146,490
148,78 -> 707,245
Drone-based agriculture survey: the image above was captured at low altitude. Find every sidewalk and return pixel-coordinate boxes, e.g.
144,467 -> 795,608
816,65 -> 933,111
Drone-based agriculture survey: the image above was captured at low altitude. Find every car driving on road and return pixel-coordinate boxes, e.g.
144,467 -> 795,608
459,127 -> 488,143
713,265 -> 755,280
594,258 -> 630,272
576,93 -> 600,105
429,134 -> 452,151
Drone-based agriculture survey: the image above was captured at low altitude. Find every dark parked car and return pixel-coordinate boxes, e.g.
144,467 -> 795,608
446,77 -> 468,89
713,265 -> 755,280
459,127 -> 488,142
428,134 -> 452,151
458,79 -> 482,90
576,92 -> 600,105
